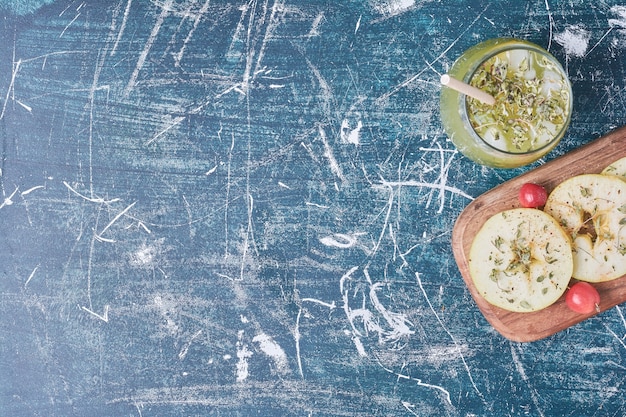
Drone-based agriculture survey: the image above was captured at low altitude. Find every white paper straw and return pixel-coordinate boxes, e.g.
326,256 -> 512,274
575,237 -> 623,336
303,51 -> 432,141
440,74 -> 496,106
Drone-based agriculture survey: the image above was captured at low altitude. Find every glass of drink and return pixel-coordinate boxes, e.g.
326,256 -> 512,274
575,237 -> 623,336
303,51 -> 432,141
440,38 -> 573,168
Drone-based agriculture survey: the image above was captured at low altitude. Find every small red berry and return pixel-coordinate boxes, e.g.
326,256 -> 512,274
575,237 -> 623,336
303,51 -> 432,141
565,282 -> 601,314
518,183 -> 548,208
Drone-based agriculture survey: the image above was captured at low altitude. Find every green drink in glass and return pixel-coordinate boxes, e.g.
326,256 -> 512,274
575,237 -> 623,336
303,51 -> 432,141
440,38 -> 572,168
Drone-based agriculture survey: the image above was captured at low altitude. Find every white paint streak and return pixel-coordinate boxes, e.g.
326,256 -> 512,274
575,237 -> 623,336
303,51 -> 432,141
603,323 -> 626,351
377,358 -> 451,405
239,192 -> 256,281
178,330 -> 203,360
372,0 -> 415,17
146,116 -> 186,146
319,233 -> 359,249
81,305 -> 110,322
21,185 -> 44,196
59,12 -> 81,38
402,401 -> 420,417
554,24 -> 590,58
1,59 -> 21,120
16,100 -> 32,112
253,333 -> 289,375
307,12 -> 324,37
543,0 -> 555,51
422,343 -> 474,365
367,275 -> 413,340
129,241 -> 162,269
24,265 -> 40,287
124,0 -> 173,96
585,26 -> 614,57
615,305 -> 626,332
340,118 -> 362,145
305,57 -> 333,116
295,308 -> 304,378
236,330 -> 252,382
111,0 -> 132,56
138,222 -> 152,234
250,0 -> 283,85
609,6 -> 626,31
377,179 -> 474,204
0,187 -> 19,209
302,298 -> 336,309
341,267 -> 414,346
174,0 -> 211,66
63,181 -> 121,204
580,346 -> 613,355
318,127 -> 345,182
352,336 -> 367,357
305,201 -> 330,209
414,143 -> 466,213
95,202 -> 136,243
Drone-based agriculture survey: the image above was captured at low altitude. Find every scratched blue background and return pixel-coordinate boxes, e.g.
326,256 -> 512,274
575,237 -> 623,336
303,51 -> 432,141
1,0 -> 626,416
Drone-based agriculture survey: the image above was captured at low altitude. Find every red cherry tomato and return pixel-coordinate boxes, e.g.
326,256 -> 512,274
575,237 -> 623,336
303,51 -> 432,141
565,282 -> 600,314
518,183 -> 548,208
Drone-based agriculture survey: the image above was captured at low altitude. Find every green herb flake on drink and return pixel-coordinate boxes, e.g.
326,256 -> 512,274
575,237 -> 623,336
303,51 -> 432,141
466,49 -> 571,154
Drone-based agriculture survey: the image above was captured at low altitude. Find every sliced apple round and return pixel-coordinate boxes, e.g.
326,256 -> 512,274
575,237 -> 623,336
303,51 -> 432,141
469,208 -> 573,313
602,156 -> 626,181
544,173 -> 626,282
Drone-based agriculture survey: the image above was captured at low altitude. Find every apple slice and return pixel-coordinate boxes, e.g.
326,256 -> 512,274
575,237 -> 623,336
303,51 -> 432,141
469,208 -> 573,312
544,173 -> 626,282
602,156 -> 626,181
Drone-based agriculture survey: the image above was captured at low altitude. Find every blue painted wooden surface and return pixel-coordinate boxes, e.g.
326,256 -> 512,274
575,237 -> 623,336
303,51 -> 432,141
1,1 -> 625,416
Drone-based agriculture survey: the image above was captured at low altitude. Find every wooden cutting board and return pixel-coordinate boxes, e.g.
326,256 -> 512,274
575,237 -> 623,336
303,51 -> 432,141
452,125 -> 626,342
